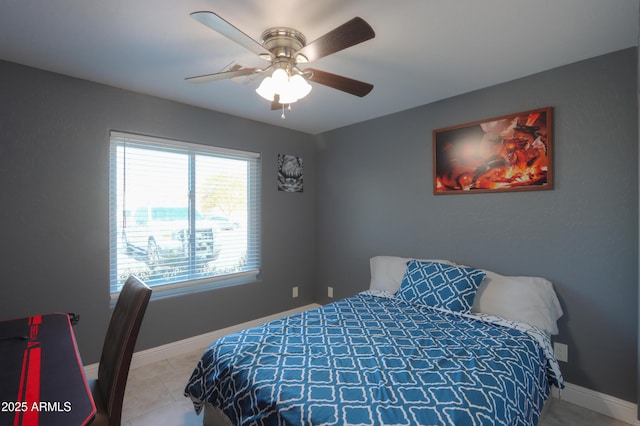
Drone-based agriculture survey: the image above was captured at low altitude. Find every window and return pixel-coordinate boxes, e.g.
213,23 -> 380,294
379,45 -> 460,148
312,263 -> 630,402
109,131 -> 261,297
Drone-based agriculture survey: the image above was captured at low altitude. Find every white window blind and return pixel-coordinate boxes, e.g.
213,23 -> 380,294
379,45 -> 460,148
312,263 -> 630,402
109,131 -> 261,296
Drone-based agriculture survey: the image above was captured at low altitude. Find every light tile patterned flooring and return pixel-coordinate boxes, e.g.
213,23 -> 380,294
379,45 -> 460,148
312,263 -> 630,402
120,347 -> 633,426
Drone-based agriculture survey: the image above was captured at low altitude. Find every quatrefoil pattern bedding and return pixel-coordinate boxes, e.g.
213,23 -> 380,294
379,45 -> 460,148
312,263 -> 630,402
185,292 -> 562,425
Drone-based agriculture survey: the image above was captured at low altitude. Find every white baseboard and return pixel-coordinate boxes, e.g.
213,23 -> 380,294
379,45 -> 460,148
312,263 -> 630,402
85,303 -> 638,425
84,303 -> 320,379
551,382 -> 639,425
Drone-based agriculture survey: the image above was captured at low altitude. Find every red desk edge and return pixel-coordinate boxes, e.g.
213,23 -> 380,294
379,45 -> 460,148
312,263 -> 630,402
3,313 -> 96,426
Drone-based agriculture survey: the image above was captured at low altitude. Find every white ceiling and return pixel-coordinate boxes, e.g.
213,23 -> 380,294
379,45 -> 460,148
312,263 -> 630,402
0,1 -> 637,135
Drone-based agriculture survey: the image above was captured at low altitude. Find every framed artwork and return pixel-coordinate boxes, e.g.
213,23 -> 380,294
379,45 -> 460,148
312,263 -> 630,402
278,154 -> 303,192
433,107 -> 553,194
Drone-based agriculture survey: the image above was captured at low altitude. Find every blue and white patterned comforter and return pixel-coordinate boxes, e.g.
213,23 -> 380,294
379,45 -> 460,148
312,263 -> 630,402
185,291 -> 563,425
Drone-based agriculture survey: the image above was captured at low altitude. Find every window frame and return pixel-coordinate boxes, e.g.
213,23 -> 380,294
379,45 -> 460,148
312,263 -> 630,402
109,131 -> 261,298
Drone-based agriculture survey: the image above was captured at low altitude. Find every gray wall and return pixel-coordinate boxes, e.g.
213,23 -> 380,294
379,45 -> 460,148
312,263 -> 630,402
0,59 -> 317,364
315,48 -> 638,403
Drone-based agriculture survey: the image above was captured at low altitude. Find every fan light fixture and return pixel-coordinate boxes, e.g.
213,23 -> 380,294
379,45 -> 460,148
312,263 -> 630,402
255,68 -> 312,104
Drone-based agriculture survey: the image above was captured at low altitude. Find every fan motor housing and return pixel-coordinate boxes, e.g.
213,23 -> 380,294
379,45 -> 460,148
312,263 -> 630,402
260,27 -> 307,62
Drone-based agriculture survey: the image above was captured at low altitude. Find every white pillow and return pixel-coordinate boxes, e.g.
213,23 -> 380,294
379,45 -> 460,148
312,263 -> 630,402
369,256 -> 456,294
472,270 -> 563,335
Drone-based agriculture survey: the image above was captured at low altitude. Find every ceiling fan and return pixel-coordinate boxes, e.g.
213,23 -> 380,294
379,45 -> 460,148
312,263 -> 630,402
186,11 -> 375,113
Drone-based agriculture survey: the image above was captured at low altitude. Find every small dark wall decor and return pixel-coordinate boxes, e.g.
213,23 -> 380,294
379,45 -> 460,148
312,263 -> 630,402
433,107 -> 553,194
278,154 -> 303,192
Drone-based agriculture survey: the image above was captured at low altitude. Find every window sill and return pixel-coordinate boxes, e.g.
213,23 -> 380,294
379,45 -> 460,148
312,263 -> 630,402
110,270 -> 260,305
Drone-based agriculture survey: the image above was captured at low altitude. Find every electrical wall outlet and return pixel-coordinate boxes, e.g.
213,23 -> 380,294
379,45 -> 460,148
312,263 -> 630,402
554,342 -> 568,362
292,286 -> 298,298
328,286 -> 334,298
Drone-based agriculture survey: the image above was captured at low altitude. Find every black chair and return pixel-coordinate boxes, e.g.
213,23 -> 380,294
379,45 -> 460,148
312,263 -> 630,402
89,276 -> 151,426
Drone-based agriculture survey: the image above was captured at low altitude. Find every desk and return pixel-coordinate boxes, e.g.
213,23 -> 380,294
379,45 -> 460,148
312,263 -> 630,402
0,313 -> 96,426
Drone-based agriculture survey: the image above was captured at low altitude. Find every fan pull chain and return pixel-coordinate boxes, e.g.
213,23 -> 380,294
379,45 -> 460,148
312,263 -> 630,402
281,104 -> 292,119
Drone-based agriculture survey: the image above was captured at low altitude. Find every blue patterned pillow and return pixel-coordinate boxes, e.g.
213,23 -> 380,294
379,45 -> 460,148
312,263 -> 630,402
397,260 -> 486,313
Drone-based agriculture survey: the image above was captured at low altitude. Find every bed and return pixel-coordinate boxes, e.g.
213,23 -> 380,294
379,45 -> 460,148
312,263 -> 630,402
185,257 -> 564,425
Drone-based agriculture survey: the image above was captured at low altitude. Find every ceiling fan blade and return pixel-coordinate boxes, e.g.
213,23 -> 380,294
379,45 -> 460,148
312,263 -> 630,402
191,11 -> 270,58
305,68 -> 373,97
185,67 -> 262,83
295,17 -> 374,62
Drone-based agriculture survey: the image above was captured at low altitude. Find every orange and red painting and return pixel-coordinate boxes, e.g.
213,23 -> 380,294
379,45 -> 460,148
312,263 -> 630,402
433,107 -> 552,194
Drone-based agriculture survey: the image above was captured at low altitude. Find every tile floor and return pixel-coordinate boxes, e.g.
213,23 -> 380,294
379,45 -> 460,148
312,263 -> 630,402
120,347 -> 633,426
